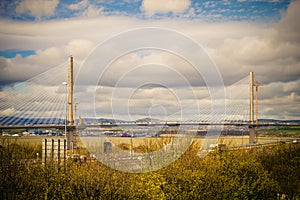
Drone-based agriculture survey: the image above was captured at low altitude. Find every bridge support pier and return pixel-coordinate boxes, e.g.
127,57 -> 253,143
67,129 -> 74,151
249,126 -> 256,144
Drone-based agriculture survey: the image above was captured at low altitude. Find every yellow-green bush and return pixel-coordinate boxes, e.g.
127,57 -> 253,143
0,139 -> 299,200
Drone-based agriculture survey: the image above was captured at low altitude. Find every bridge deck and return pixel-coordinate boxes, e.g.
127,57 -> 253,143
0,122 -> 298,130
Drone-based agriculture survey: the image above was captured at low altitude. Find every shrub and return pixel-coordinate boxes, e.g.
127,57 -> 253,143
0,138 -> 299,199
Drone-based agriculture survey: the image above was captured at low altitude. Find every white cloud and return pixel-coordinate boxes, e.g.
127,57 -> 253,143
283,80 -> 300,93
274,0 -> 300,42
141,0 -> 190,16
82,5 -> 104,17
68,0 -> 103,17
259,93 -> 300,120
209,0 -> 300,85
64,39 -> 94,59
68,0 -> 88,10
16,0 -> 59,20
0,39 -> 94,84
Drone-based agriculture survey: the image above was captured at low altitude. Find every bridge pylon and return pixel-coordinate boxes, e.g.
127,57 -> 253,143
249,71 -> 256,144
67,55 -> 74,150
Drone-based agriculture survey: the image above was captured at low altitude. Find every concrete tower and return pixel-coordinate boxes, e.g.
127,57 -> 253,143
68,56 -> 74,125
249,71 -> 255,144
67,55 -> 74,150
250,71 -> 254,124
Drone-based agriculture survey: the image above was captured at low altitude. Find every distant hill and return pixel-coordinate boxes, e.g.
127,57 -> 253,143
259,119 -> 300,124
135,117 -> 161,123
0,116 -> 299,126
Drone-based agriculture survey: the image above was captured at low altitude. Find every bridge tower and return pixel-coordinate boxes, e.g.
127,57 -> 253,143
250,71 -> 254,123
255,83 -> 260,143
249,71 -> 256,144
68,55 -> 74,125
67,55 -> 74,150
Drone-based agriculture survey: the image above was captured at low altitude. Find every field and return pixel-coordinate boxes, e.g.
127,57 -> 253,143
1,135 -> 284,152
258,126 -> 300,138
0,134 -> 294,156
2,125 -> 299,149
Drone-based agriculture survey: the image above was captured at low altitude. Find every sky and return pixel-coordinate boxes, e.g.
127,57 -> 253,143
0,0 -> 299,121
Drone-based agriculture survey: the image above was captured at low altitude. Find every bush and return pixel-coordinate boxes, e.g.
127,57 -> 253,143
0,139 -> 299,199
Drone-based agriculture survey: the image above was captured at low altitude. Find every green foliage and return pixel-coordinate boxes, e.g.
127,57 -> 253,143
0,138 -> 299,199
259,144 -> 300,199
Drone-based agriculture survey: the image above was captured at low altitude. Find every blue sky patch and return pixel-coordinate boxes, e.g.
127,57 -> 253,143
0,50 -> 36,58
0,0 -> 291,22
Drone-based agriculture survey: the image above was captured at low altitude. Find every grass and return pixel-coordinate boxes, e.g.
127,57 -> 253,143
257,126 -> 300,138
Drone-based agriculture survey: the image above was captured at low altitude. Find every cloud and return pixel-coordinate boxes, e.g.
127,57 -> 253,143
16,0 -> 59,20
68,0 -> 103,17
283,80 -> 300,93
209,0 -> 300,85
68,0 -> 88,10
259,92 -> 300,120
82,5 -> 104,17
86,50 -> 206,88
141,0 -> 190,16
0,39 -> 94,85
274,0 -> 300,43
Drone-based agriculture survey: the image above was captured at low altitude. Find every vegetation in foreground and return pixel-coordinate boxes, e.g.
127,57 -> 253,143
0,138 -> 299,200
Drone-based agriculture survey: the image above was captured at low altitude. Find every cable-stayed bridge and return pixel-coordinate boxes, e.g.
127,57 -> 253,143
0,76 -> 250,127
0,57 -> 292,128
0,56 -> 252,127
1,55 -> 299,175
0,56 -> 295,150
